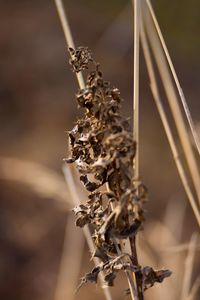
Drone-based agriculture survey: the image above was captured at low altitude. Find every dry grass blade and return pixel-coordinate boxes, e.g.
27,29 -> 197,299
131,2 -> 143,298
132,0 -> 140,184
145,0 -> 200,157
143,1 -> 200,200
181,233 -> 199,300
139,13 -> 200,227
62,164 -> 113,300
54,0 -> 85,89
142,1 -> 200,206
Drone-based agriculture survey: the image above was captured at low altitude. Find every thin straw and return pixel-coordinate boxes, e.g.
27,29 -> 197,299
143,2 -> 200,205
131,1 -> 143,299
140,12 -> 200,227
54,0 -> 85,89
145,0 -> 200,156
132,0 -> 141,184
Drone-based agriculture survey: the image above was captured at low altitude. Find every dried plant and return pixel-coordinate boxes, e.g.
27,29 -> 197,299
65,47 -> 171,297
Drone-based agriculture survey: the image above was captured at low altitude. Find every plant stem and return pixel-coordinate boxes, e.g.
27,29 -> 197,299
130,236 -> 144,299
145,0 -> 200,157
143,0 -> 200,205
131,1 -> 144,299
140,8 -> 200,227
54,0 -> 85,89
108,183 -> 139,300
132,0 -> 140,184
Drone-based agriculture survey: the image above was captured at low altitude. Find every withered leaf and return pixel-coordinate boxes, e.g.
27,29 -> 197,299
84,266 -> 101,283
111,219 -> 141,239
142,266 -> 172,290
80,175 -> 99,192
77,266 -> 101,291
85,181 -> 99,192
73,204 -> 88,215
75,214 -> 90,227
93,247 -> 109,262
64,157 -> 75,164
108,170 -> 121,194
104,271 -> 116,286
69,46 -> 92,72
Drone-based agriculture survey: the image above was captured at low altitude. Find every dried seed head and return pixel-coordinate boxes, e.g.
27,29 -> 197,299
66,46 -> 171,291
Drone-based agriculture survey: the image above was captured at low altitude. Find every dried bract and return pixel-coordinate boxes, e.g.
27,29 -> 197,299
69,46 -> 92,72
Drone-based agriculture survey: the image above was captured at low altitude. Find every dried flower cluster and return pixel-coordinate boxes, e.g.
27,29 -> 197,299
66,47 -> 171,294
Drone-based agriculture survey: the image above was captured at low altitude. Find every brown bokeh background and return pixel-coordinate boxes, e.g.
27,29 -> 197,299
0,1 -> 199,299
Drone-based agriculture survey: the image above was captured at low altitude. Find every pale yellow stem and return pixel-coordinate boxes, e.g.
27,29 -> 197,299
143,1 -> 200,205
54,0 -> 85,89
132,0 -> 141,183
140,13 -> 200,227
145,0 -> 200,157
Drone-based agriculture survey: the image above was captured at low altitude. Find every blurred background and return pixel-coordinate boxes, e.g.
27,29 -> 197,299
0,0 -> 199,299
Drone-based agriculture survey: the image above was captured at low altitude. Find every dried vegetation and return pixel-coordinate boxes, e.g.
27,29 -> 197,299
66,47 -> 171,295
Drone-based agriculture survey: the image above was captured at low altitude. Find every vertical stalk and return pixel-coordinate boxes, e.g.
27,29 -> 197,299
132,0 -> 140,183
54,0 -> 85,89
139,8 -> 200,227
145,0 -> 200,157
143,0 -> 200,205
131,1 -> 144,299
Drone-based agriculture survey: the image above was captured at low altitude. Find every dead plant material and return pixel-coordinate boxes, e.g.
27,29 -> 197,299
65,46 -> 171,294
